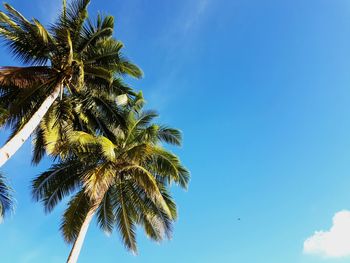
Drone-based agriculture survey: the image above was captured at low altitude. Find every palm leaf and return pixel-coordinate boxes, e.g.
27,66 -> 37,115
157,126 -> 182,146
32,159 -> 82,213
0,173 -> 14,220
61,190 -> 90,243
0,66 -> 55,88
115,183 -> 137,253
60,0 -> 90,44
0,4 -> 53,64
121,165 -> 172,218
96,188 -> 115,235
31,126 -> 46,165
82,162 -> 115,200
78,14 -> 114,52
125,181 -> 166,241
115,59 -> 143,79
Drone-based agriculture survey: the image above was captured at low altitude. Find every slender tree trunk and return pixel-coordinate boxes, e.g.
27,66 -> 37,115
0,84 -> 61,167
66,208 -> 96,263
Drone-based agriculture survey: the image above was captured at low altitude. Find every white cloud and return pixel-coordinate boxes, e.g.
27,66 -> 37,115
303,210 -> 350,258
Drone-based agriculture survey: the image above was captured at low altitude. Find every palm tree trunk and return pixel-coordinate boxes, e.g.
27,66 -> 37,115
66,208 -> 96,263
0,84 -> 62,167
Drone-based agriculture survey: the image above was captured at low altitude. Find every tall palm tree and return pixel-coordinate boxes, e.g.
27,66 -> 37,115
0,173 -> 14,221
32,108 -> 189,263
0,0 -> 142,167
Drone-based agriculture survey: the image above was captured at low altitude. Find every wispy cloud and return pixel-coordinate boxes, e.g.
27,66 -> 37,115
303,210 -> 350,258
162,0 -> 212,47
183,0 -> 210,34
147,0 -> 212,111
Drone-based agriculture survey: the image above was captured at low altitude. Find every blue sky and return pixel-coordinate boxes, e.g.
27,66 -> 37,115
1,0 -> 350,262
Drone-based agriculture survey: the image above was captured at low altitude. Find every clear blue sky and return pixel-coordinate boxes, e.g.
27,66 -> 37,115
1,0 -> 350,262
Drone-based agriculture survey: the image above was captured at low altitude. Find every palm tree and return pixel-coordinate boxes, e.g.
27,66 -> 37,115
0,173 -> 14,221
0,0 -> 142,167
32,107 -> 189,263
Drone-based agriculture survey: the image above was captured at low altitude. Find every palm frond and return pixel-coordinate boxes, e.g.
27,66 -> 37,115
125,181 -> 167,241
59,0 -> 90,43
130,91 -> 145,112
96,188 -> 115,235
78,14 -> 114,52
32,159 -> 82,213
0,66 -> 55,88
148,146 -> 190,189
97,136 -> 116,161
85,38 -> 123,64
115,59 -> 143,79
84,65 -> 113,83
177,165 -> 190,190
115,183 -> 137,253
125,110 -> 158,142
0,173 -> 14,220
32,126 -> 46,165
0,106 -> 9,127
61,190 -> 90,243
0,3 -> 53,64
134,110 -> 158,129
121,165 -> 172,218
82,162 -> 115,200
157,126 -> 182,146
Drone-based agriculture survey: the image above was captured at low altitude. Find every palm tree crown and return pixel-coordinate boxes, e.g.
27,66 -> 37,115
0,0 -> 142,166
32,104 -> 189,260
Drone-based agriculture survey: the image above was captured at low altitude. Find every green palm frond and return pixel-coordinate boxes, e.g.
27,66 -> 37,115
32,159 -> 83,213
0,173 -> 14,221
32,126 -> 46,165
67,130 -> 97,146
115,59 -> 143,79
157,126 -> 182,146
61,190 -> 90,243
148,148 -> 181,180
92,95 -> 126,128
0,4 -> 54,65
123,143 -> 151,162
84,65 -> 113,83
96,188 -> 115,235
85,38 -> 123,64
125,110 -> 158,143
56,0 -> 90,44
134,110 -> 158,128
129,91 -> 145,113
97,136 -> 116,161
115,183 -> 137,253
177,165 -> 190,190
147,146 -> 189,189
125,181 -> 170,241
158,184 -> 177,221
78,14 -> 114,52
120,165 -> 172,218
